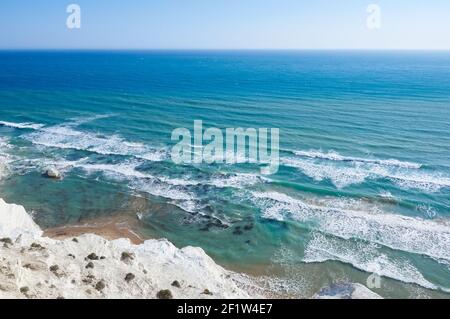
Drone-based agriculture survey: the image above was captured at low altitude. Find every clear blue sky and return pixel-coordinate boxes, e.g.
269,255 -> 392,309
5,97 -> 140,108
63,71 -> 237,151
1,0 -> 449,49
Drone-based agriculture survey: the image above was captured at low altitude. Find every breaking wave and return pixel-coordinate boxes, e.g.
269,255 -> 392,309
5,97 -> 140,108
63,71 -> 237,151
283,151 -> 450,192
0,120 -> 45,130
251,191 -> 450,262
293,150 -> 422,169
25,125 -> 168,162
0,137 -> 12,180
303,232 -> 448,292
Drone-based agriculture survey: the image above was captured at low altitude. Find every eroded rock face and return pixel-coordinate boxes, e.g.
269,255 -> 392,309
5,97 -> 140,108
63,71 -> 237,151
313,283 -> 382,299
0,198 -> 254,299
0,198 -> 42,240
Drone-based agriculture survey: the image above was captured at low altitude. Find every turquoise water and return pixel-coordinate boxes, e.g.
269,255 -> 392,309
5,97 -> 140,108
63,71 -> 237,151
0,51 -> 449,298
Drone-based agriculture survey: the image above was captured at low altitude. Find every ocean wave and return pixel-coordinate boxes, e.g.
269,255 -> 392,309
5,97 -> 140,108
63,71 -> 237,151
0,121 -> 45,130
65,114 -> 115,126
251,191 -> 450,262
282,156 -> 450,192
293,150 -> 422,169
24,125 -> 168,162
303,232 -> 447,292
282,158 -> 368,188
209,173 -> 268,189
76,161 -> 197,204
0,137 -> 13,180
159,172 -> 266,189
0,136 -> 12,150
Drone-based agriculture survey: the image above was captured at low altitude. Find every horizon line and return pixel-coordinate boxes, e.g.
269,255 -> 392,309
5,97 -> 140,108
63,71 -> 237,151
1,48 -> 450,52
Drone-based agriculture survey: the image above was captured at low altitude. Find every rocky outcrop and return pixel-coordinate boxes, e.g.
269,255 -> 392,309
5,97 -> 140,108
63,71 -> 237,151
0,198 -> 253,299
43,168 -> 61,179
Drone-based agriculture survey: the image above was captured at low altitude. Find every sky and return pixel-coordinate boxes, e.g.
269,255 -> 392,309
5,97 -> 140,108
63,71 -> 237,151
1,0 -> 449,50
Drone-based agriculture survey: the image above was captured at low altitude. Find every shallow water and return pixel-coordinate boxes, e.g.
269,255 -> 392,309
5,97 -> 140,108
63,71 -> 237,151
0,51 -> 449,298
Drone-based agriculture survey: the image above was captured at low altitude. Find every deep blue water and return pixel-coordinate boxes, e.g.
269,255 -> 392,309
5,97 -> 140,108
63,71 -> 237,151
0,51 -> 449,297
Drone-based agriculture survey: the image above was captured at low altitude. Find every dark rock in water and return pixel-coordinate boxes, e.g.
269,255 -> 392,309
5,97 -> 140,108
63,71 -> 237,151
121,252 -> 135,263
85,262 -> 94,269
233,227 -> 243,235
157,289 -> 173,299
243,224 -> 254,231
245,240 -> 251,245
198,215 -> 230,232
95,280 -> 106,292
72,238 -> 79,243
68,254 -> 76,259
171,280 -> 181,288
125,273 -> 135,283
100,256 -> 106,260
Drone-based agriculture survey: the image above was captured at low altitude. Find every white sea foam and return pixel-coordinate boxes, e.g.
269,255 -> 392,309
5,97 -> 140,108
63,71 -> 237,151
66,114 -> 115,126
378,190 -> 395,200
303,232 -> 446,292
294,150 -> 422,169
283,156 -> 450,192
209,173 -> 268,189
0,137 -> 13,180
0,121 -> 45,130
160,172 -> 265,189
283,158 -> 368,188
25,125 -> 167,162
251,191 -> 450,262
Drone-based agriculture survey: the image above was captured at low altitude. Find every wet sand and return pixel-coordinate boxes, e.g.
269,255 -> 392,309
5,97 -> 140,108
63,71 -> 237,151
43,213 -> 145,245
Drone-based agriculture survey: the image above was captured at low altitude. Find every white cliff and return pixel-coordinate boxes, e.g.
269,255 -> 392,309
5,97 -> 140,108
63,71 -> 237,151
0,198 -> 253,299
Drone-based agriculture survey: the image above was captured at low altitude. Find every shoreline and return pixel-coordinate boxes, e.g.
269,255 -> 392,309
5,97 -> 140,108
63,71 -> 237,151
0,197 -> 383,299
43,214 -> 145,245
42,214 -> 280,278
0,198 -> 257,299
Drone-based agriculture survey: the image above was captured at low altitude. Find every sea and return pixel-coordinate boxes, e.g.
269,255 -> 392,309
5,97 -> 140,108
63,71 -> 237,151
0,50 -> 449,298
